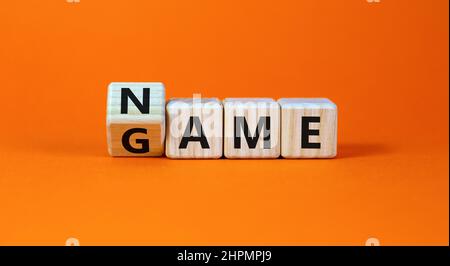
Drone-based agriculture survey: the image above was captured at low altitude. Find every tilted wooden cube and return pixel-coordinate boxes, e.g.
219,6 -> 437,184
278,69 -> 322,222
278,98 -> 337,158
224,98 -> 280,158
165,97 -> 223,159
107,82 -> 165,156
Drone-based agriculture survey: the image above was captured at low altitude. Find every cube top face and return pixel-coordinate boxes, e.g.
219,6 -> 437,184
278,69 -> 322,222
279,98 -> 337,158
166,98 -> 223,159
107,82 -> 165,124
224,98 -> 280,159
224,98 -> 276,104
223,98 -> 280,116
278,98 -> 337,110
107,82 -> 165,157
166,97 -> 221,109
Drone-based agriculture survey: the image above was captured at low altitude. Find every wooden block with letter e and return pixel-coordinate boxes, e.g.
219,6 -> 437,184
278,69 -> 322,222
107,82 -> 165,156
165,97 -> 223,159
224,98 -> 280,159
278,98 -> 337,158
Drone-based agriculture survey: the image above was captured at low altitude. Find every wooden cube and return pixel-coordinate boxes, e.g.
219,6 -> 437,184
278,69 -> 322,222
278,98 -> 337,158
106,82 -> 165,156
224,98 -> 280,158
165,97 -> 223,159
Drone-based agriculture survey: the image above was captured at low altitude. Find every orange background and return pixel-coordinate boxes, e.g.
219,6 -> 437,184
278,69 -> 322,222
0,0 -> 448,245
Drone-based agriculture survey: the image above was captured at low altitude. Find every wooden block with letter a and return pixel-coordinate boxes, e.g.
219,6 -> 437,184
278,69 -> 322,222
278,98 -> 337,158
224,98 -> 280,159
106,82 -> 165,156
165,97 -> 223,159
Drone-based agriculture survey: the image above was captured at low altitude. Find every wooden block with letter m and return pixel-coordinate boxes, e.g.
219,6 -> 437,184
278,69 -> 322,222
224,98 -> 280,159
107,82 -> 165,156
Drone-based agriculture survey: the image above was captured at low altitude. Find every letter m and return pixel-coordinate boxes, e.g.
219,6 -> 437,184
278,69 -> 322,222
234,116 -> 271,149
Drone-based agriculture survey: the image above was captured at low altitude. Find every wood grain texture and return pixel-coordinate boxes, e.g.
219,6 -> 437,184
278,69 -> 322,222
106,82 -> 165,156
165,98 -> 223,159
278,98 -> 337,158
224,98 -> 280,159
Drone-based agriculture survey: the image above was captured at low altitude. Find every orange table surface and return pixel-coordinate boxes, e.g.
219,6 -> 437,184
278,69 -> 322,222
0,0 -> 448,245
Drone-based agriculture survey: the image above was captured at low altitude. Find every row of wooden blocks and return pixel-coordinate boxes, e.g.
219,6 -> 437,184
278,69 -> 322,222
107,82 -> 338,158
